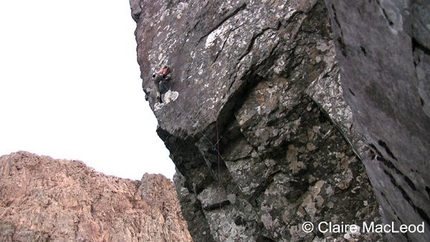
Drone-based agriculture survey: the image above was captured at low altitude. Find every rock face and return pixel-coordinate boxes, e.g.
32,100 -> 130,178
0,151 -> 192,242
325,1 -> 430,241
131,0 -> 382,241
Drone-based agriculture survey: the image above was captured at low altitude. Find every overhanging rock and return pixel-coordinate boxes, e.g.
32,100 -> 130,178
131,0 -> 382,241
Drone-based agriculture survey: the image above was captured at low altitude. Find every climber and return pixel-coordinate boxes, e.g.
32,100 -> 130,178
152,65 -> 171,103
155,65 -> 170,77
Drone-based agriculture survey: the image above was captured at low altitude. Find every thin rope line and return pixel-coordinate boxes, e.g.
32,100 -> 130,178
216,119 -> 222,209
156,78 -> 227,207
157,79 -> 228,163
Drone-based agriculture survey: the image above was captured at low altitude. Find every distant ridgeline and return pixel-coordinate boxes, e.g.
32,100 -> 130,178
0,151 -> 192,242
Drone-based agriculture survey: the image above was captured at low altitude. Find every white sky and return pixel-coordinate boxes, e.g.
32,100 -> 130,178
0,1 -> 176,180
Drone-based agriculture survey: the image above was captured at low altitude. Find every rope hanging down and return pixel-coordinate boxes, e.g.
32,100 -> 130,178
216,120 -> 222,209
157,79 -> 226,209
157,80 -> 226,159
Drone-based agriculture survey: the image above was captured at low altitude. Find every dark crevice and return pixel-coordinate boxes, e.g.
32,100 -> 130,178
383,168 -> 412,203
375,149 -> 421,204
369,150 -> 376,160
256,235 -> 275,242
360,46 -> 367,56
381,8 -> 394,26
234,216 -> 246,226
267,41 -> 281,63
420,97 -> 424,106
372,144 -> 418,197
158,128 -> 214,194
369,143 -> 380,156
192,19 -> 202,32
226,71 -> 239,95
417,208 -> 430,227
426,186 -> 430,199
237,26 -> 278,62
198,3 -> 247,44
377,140 -> 398,160
336,37 -> 347,57
132,13 -> 140,23
218,119 -> 253,163
330,2 -> 348,61
349,88 -> 356,96
212,37 -> 229,64
412,37 -> 430,56
218,74 -> 264,129
374,149 -> 398,176
376,155 -> 385,162
382,168 -> 430,225
331,4 -> 342,29
237,32 -> 256,61
404,176 -> 417,191
202,200 -> 231,211
249,170 -> 284,205
402,229 -> 411,240
213,73 -> 265,168
211,24 -> 243,63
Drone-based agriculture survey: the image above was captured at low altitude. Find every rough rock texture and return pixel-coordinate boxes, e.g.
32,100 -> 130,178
325,0 -> 430,241
131,0 -> 382,241
0,151 -> 192,242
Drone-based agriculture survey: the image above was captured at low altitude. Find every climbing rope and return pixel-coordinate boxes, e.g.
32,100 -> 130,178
156,78 -> 226,208
216,119 -> 222,209
157,79 -> 226,157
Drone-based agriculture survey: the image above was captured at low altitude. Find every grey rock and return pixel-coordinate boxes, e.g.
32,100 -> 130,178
131,0 -> 382,241
325,0 -> 430,241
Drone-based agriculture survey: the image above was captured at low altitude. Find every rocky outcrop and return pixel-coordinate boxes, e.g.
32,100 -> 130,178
0,151 -> 192,242
325,1 -> 430,241
131,0 -> 382,241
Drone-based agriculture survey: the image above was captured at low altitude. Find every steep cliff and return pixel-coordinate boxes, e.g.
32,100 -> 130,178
131,0 -> 382,241
0,151 -> 192,242
325,1 -> 430,241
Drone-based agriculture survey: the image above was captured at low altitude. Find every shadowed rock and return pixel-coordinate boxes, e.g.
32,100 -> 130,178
325,0 -> 430,241
130,0 -> 382,241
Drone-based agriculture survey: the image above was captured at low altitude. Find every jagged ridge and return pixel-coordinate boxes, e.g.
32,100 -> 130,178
0,151 -> 192,242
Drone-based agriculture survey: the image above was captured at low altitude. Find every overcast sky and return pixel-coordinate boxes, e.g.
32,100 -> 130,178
0,1 -> 176,180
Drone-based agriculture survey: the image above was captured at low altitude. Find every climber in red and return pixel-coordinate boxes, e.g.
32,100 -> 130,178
156,66 -> 170,76
153,66 -> 171,103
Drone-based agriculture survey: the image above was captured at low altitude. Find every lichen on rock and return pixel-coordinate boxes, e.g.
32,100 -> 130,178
131,0 -> 383,241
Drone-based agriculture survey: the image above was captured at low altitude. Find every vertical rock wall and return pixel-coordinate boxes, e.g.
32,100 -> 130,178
325,0 -> 430,241
131,0 -> 382,241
